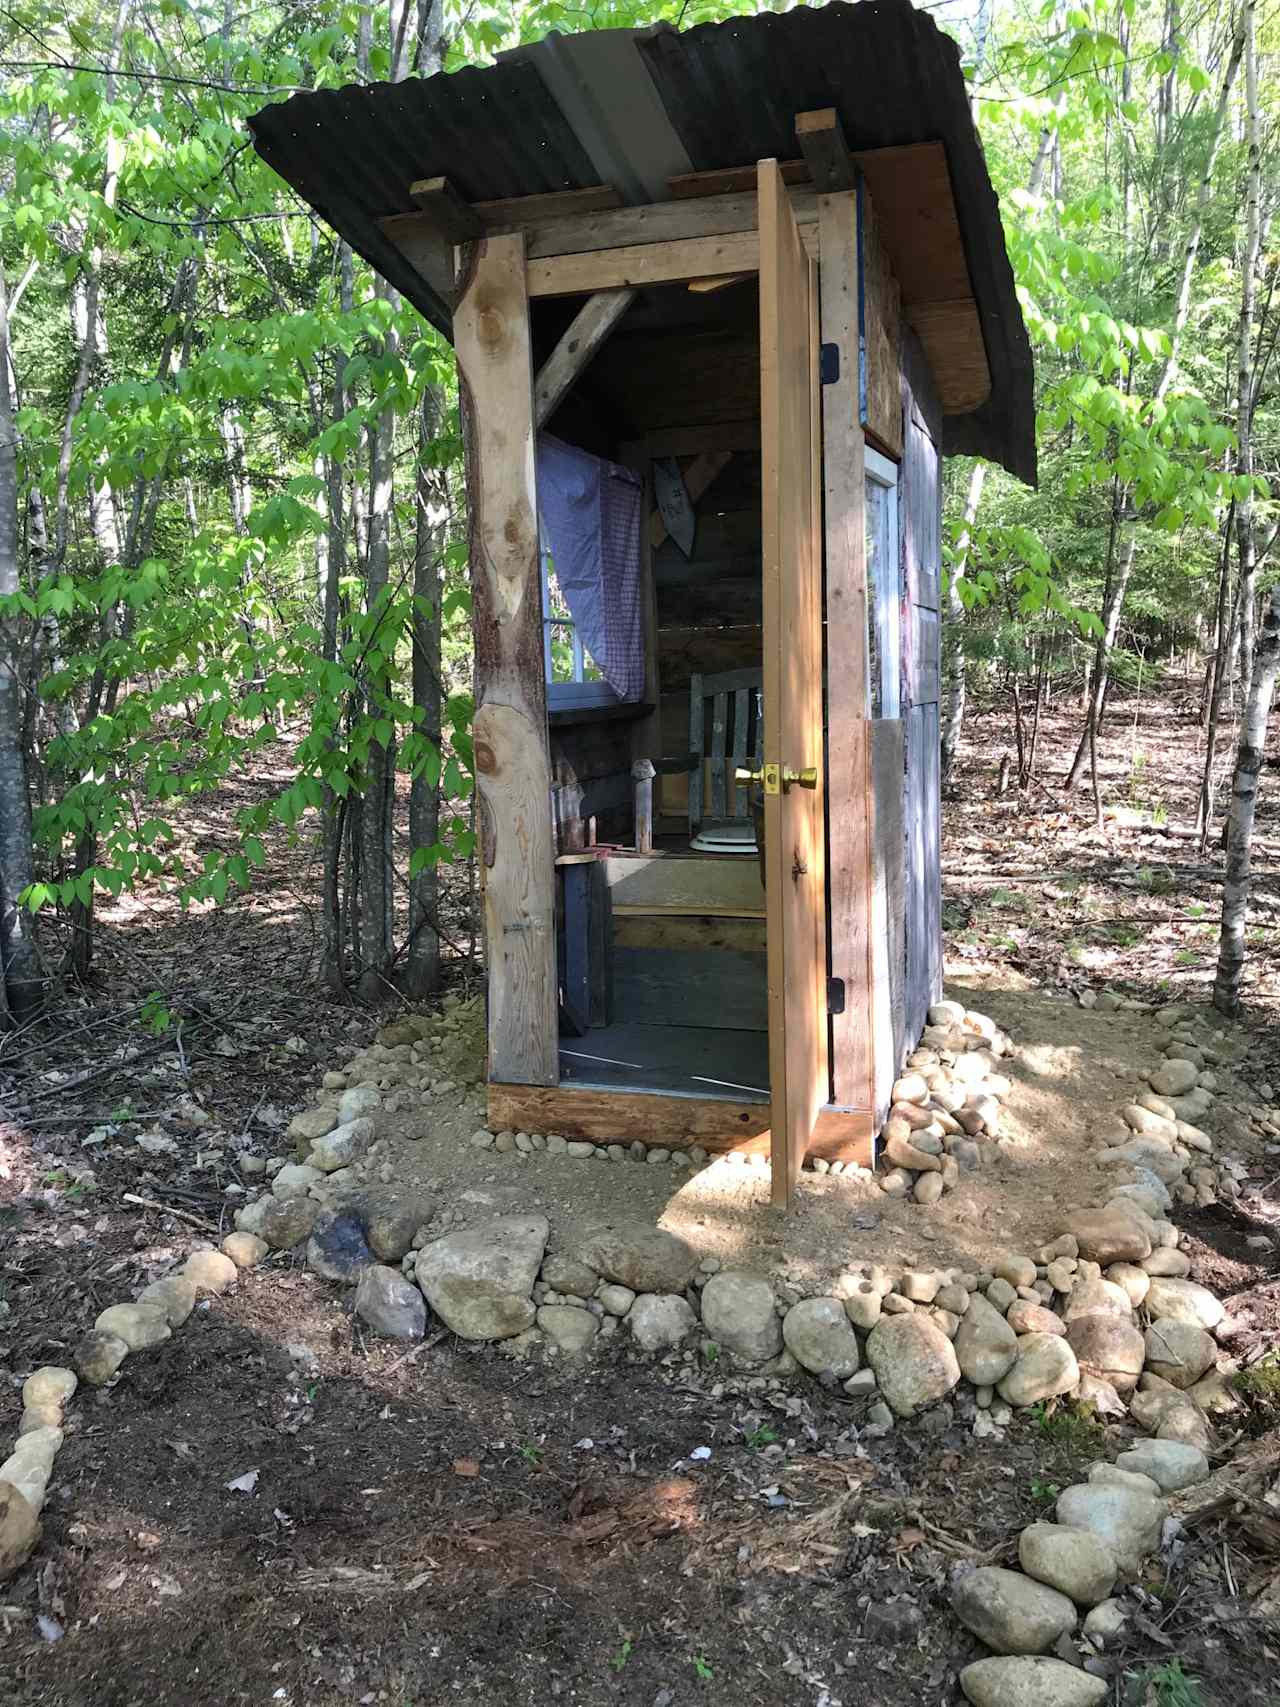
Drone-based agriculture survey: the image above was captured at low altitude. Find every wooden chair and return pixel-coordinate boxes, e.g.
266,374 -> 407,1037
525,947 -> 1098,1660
687,667 -> 763,841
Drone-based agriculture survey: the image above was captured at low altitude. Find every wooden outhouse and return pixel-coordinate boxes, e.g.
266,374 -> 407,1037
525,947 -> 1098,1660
251,0 -> 1034,1205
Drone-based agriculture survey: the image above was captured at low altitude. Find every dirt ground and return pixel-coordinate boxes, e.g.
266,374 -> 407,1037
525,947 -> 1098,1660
3,691 -> 1280,1704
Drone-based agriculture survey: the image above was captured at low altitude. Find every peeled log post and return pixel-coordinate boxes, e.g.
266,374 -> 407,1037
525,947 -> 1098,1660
1213,582 -> 1280,1017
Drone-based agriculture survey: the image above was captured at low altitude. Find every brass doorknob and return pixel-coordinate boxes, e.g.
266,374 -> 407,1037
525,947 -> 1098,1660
782,766 -> 819,790
734,766 -> 763,783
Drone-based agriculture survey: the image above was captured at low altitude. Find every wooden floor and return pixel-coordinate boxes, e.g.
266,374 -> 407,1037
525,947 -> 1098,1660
560,1021 -> 770,1101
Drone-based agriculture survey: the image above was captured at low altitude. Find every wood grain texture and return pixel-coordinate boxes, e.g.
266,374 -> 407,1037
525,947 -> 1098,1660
533,288 -> 635,428
526,227 -> 817,298
818,191 -> 874,1115
904,298 -> 990,413
760,159 -> 828,1208
870,718 -> 906,1120
454,233 -> 557,1086
861,184 -> 903,459
614,947 -> 768,1032
612,914 -> 766,953
602,852 -> 764,918
526,189 -> 819,260
796,109 -> 856,192
485,1083 -> 871,1164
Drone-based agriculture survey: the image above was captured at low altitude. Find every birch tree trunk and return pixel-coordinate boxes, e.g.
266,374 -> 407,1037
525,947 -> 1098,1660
1234,0 -> 1261,706
0,266 -> 43,1024
403,383 -> 446,997
942,459 -> 984,780
1213,581 -> 1280,1016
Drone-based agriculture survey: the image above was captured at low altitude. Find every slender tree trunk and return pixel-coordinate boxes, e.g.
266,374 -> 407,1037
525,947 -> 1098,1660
1235,0 -> 1261,706
1213,582 -> 1280,1016
403,382 -> 446,997
942,459 -> 984,780
1197,503 -> 1239,845
0,266 -> 43,1023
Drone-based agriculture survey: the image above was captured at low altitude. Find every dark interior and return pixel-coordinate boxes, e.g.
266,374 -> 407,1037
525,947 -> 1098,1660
534,280 -> 770,1102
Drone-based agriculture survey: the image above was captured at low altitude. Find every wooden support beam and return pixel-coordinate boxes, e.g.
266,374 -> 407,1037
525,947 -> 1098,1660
526,227 -> 816,298
533,287 -> 635,428
795,108 -> 856,192
473,183 -> 621,225
667,160 -> 812,199
453,233 -> 558,1086
409,175 -> 483,243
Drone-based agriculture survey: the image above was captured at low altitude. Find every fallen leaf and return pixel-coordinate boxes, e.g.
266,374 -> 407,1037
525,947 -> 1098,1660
225,1469 -> 259,1494
452,1458 -> 480,1478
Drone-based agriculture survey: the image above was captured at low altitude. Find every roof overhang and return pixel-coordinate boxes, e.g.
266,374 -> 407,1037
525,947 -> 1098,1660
248,0 -> 1035,483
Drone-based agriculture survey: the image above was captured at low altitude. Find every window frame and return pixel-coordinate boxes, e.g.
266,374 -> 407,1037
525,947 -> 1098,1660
864,445 -> 902,720
539,528 -> 630,713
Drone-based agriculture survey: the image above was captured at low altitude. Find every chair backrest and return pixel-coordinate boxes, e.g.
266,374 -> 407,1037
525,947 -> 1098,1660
689,667 -> 763,830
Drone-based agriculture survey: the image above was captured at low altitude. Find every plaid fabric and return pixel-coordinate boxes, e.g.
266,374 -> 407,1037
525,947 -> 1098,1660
537,433 -> 645,702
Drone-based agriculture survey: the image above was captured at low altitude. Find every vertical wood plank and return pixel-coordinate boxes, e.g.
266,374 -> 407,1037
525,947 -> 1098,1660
760,159 -> 827,1207
731,686 -> 749,815
561,863 -> 591,1036
710,689 -> 728,817
860,183 -> 903,459
688,673 -> 705,831
819,190 -> 874,1115
454,233 -> 558,1086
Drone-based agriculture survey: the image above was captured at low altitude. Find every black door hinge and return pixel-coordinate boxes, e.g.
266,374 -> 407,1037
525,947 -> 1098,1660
827,976 -> 846,1015
819,342 -> 840,385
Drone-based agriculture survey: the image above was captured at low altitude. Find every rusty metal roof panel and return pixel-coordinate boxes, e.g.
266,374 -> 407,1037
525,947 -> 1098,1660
247,0 -> 1034,482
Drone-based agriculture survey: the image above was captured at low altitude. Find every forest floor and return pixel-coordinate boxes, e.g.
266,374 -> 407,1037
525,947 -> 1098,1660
2,685 -> 1280,1706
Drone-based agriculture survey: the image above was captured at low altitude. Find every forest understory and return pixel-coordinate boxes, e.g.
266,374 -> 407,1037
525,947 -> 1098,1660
0,688 -> 1278,1707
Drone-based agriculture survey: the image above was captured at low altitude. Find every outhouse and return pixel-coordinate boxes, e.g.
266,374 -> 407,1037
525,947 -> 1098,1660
250,0 -> 1034,1206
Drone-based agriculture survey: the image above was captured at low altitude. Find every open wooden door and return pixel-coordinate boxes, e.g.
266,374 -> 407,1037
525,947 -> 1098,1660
759,159 -> 827,1208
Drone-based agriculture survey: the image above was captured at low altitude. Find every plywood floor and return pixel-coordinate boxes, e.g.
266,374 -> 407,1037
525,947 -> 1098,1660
560,1022 -> 770,1102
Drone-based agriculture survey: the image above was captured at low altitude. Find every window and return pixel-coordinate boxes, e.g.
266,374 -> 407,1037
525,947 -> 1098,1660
864,446 -> 901,718
540,533 -> 620,711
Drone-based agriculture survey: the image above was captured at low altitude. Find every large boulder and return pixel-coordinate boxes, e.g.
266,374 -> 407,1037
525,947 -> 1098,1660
865,1314 -> 960,1416
1066,1313 -> 1146,1394
954,1293 -> 1019,1386
1060,1208 -> 1151,1265
1056,1482 -> 1165,1575
952,1566 -> 1077,1654
415,1214 -> 548,1341
1144,1278 -> 1225,1332
1018,1522 -> 1116,1606
578,1224 -> 698,1294
782,1298 -> 861,1378
997,1335 -> 1079,1407
959,1657 -> 1106,1707
700,1272 -> 783,1364
1143,1319 -> 1217,1389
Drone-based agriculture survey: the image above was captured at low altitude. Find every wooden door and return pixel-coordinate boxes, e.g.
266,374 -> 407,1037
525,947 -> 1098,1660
760,159 -> 827,1208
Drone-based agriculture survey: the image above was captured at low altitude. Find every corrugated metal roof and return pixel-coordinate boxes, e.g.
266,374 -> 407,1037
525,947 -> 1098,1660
247,0 -> 1034,482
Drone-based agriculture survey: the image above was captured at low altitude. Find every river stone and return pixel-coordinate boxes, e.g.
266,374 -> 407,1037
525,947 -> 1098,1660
95,1302 -> 171,1350
1060,1209 -> 1151,1265
0,1481 -> 40,1580
1018,1522 -> 1116,1606
865,1313 -> 960,1417
1115,1441 -> 1210,1492
952,1566 -> 1077,1654
1145,1277 -> 1225,1331
184,1249 -> 239,1294
843,1283 -> 883,1331
1141,1247 -> 1191,1277
338,1086 -> 380,1122
272,1162 -> 324,1202
415,1214 -> 547,1340
355,1264 -> 427,1339
1056,1482 -> 1165,1575
1007,1301 -> 1065,1337
221,1232 -> 268,1270
1089,1463 -> 1163,1497
598,1284 -> 635,1316
884,1131 -> 941,1172
628,1293 -> 696,1352
1150,1059 -> 1198,1098
701,1271 -> 783,1363
288,1107 -> 337,1144
993,1255 -> 1038,1289
1066,1313 -> 1146,1393
782,1297 -> 860,1377
1106,1141 -> 1184,1185
1082,1600 -> 1128,1643
1103,1263 -> 1150,1307
309,1118 -> 374,1173
540,1254 -> 600,1297
251,1194 -> 320,1250
959,1657 -> 1107,1707
997,1334 -> 1079,1407
954,1293 -> 1019,1385
578,1224 -> 697,1294
136,1274 -> 198,1327
21,1368 -> 76,1411
537,1304 -> 600,1356
75,1329 -> 130,1386
1143,1319 -> 1217,1388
